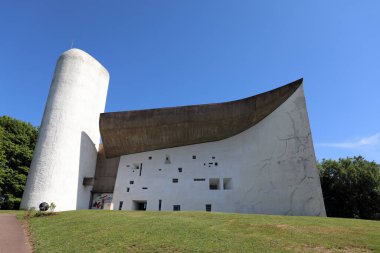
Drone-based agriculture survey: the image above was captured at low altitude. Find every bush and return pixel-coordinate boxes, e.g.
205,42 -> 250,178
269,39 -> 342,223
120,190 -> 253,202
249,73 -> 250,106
318,156 -> 380,220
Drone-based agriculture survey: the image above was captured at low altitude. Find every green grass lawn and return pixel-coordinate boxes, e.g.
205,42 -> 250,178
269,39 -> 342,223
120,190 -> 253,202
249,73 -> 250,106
20,210 -> 380,253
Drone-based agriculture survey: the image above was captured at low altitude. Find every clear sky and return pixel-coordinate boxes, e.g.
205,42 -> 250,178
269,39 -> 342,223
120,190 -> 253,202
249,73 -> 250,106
1,1 -> 379,162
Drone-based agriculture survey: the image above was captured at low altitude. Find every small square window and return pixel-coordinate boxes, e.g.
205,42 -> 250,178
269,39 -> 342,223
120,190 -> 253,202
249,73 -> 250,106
173,205 -> 181,211
192,155 -> 196,159
215,162 -> 218,166
172,178 -> 178,183
130,181 -> 134,185
178,168 -> 182,173
126,187 -> 130,192
212,156 -> 215,159
209,178 -> 220,190
149,156 -> 152,160
206,204 -> 212,212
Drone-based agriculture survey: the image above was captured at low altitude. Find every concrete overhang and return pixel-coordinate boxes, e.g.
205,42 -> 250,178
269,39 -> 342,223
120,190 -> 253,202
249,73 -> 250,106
100,78 -> 303,158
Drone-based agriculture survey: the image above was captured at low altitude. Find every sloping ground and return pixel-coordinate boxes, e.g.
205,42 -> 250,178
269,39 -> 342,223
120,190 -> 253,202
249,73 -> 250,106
27,210 -> 379,253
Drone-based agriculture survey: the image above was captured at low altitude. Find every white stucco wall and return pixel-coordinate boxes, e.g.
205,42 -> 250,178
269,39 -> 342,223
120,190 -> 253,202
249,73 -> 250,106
20,49 -> 109,211
112,85 -> 326,216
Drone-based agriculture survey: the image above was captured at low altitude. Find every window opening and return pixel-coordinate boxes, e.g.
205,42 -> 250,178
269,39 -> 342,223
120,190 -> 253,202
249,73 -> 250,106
194,178 -> 206,181
132,200 -> 147,211
209,178 -> 220,190
142,187 -> 148,190
178,168 -> 182,173
172,178 -> 178,183
119,201 -> 123,210
206,204 -> 212,212
130,181 -> 134,185
139,163 -> 143,176
159,199 -> 162,211
126,187 -> 130,192
173,205 -> 181,211
192,155 -> 196,159
223,178 -> 232,190
165,154 -> 171,164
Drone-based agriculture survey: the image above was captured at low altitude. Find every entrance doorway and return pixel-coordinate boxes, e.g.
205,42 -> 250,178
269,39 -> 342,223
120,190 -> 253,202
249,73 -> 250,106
132,200 -> 147,211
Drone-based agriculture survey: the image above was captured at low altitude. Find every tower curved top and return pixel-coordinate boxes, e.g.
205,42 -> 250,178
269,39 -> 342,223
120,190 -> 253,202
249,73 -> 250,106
100,78 -> 303,158
60,48 -> 109,78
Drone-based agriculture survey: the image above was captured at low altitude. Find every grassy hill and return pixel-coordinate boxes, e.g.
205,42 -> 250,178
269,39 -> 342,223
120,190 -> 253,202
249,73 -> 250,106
22,210 -> 380,253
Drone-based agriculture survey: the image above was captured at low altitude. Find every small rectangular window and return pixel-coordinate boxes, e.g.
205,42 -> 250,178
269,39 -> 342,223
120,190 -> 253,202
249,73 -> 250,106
130,181 -> 134,184
223,178 -> 232,190
215,162 -> 218,166
126,187 -> 130,192
178,168 -> 182,172
209,178 -> 220,190
149,156 -> 152,160
159,199 -> 162,211
212,156 -> 215,159
173,205 -> 181,211
119,201 -> 123,210
194,178 -> 206,181
172,178 -> 178,183
142,187 -> 148,190
206,204 -> 212,212
192,155 -> 196,159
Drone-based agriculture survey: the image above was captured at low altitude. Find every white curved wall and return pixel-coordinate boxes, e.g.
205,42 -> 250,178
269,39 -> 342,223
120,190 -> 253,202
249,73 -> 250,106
21,49 -> 109,211
112,85 -> 326,216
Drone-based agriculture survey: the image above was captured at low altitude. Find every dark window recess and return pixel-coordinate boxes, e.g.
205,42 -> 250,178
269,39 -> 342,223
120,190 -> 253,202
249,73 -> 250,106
206,204 -> 212,212
139,163 -> 143,176
130,181 -> 134,184
215,162 -> 218,166
194,178 -> 206,181
126,165 -> 130,167
158,169 -> 162,171
212,156 -> 215,159
159,199 -> 162,211
173,205 -> 181,211
142,187 -> 148,190
172,178 -> 178,183
209,162 -> 213,165
178,168 -> 182,173
133,201 -> 147,211
119,201 -> 123,210
192,155 -> 196,159
165,155 -> 171,164
126,187 -> 130,192
209,178 -> 220,190
203,163 -> 206,166
149,156 -> 152,160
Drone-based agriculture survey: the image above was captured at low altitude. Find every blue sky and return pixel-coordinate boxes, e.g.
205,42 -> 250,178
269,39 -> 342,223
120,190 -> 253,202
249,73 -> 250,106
1,1 -> 379,162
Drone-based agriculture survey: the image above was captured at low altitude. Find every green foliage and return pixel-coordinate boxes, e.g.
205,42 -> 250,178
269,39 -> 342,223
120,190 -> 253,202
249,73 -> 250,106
49,202 -> 56,212
0,116 -> 38,209
318,156 -> 380,220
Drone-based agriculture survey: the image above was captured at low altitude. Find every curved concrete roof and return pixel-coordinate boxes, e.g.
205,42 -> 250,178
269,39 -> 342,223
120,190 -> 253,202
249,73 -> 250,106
100,78 -> 303,158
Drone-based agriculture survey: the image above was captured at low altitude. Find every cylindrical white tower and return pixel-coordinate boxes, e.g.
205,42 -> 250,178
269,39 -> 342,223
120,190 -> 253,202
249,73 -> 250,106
20,48 -> 109,211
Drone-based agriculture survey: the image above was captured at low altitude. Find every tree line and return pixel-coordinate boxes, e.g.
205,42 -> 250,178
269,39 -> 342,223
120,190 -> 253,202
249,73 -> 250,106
0,115 -> 379,219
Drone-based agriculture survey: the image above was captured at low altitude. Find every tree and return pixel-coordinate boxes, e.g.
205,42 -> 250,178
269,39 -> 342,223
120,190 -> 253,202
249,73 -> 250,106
318,156 -> 380,220
0,116 -> 38,209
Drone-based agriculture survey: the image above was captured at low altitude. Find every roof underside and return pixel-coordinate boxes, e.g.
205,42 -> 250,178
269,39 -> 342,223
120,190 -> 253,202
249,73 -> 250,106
100,78 -> 303,158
